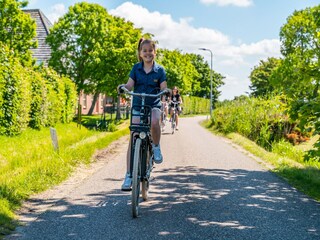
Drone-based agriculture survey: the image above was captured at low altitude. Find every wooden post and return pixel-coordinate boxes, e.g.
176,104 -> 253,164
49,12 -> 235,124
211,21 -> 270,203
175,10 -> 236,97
50,127 -> 59,153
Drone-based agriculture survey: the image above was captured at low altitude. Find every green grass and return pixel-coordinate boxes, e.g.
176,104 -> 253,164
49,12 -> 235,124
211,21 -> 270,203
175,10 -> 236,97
80,114 -> 111,125
202,120 -> 320,202
295,135 -> 319,152
0,120 -> 129,236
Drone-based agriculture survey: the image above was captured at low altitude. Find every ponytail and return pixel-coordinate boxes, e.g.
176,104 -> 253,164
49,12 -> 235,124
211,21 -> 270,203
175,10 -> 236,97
137,38 -> 145,61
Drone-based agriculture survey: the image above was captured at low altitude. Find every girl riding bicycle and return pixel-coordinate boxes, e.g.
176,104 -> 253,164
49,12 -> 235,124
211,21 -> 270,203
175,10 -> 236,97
169,86 -> 183,130
117,38 -> 167,191
161,93 -> 170,120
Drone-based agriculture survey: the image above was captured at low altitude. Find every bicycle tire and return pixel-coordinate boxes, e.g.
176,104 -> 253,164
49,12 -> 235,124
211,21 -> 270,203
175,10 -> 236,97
171,113 -> 176,134
142,145 -> 151,201
132,138 -> 142,218
161,112 -> 166,132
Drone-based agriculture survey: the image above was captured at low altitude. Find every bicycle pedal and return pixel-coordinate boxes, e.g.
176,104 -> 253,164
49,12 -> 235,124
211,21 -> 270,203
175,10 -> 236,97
121,188 -> 132,192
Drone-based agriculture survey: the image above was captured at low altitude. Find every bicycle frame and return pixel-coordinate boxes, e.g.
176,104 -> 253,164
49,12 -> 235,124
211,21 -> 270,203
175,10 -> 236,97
120,86 -> 168,217
129,104 -> 152,182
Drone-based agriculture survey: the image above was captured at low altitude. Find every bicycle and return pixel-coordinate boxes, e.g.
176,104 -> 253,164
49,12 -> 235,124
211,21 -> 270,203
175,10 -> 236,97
169,101 -> 180,134
119,86 -> 168,218
160,100 -> 168,132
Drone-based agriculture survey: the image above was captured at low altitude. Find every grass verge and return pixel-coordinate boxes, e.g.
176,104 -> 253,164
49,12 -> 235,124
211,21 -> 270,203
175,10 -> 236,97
0,121 -> 129,236
202,120 -> 320,202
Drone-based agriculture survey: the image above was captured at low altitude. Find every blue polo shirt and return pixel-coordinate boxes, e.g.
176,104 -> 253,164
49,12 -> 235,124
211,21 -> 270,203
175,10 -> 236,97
129,61 -> 167,108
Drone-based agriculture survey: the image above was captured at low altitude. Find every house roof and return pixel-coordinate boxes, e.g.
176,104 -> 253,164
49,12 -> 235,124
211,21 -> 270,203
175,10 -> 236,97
23,9 -> 53,65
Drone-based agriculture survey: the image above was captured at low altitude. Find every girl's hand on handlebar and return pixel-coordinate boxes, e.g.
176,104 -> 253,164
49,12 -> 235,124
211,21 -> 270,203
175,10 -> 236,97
161,88 -> 170,95
117,84 -> 127,94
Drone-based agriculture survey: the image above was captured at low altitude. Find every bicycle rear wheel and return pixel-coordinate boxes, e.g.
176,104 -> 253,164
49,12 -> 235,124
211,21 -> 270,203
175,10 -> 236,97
132,138 -> 142,218
142,145 -> 152,201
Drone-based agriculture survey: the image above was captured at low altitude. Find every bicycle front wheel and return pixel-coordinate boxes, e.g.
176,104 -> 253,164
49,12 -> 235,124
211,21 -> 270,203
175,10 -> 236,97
161,112 -> 166,132
132,138 -> 142,218
171,114 -> 176,134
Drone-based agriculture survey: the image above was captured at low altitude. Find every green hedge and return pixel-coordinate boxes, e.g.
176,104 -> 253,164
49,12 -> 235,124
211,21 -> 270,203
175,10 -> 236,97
0,43 -> 77,135
40,67 -> 77,126
211,95 -> 293,150
182,95 -> 210,115
29,70 -> 47,129
0,44 -> 31,135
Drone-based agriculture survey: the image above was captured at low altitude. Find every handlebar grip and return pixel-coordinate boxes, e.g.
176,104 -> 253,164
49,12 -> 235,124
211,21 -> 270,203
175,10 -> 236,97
119,88 -> 124,94
164,88 -> 171,94
118,85 -> 127,94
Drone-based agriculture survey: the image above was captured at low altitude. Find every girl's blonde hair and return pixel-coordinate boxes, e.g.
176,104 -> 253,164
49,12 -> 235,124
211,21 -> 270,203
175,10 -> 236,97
137,38 -> 156,62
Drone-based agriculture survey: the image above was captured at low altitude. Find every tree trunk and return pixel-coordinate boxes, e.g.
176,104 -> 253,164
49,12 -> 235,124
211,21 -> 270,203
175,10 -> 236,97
116,95 -> 121,120
87,92 -> 99,116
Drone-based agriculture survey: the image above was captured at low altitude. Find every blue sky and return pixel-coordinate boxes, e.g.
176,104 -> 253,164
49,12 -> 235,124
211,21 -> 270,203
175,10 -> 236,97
26,0 -> 319,100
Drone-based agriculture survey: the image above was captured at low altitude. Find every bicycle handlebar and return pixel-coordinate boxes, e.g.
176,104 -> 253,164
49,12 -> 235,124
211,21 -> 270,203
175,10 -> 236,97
119,86 -> 169,98
169,101 -> 181,105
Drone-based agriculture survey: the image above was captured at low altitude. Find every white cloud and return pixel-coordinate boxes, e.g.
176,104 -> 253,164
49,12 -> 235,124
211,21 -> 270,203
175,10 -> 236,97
199,0 -> 253,7
47,4 -> 67,23
218,39 -> 280,67
237,39 -> 281,56
110,2 -> 280,100
109,2 -> 279,59
110,2 -> 230,52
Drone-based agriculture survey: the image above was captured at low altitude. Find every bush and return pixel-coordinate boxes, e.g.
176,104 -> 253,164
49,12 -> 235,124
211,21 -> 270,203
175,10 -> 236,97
272,139 -> 304,162
182,95 -> 209,115
41,67 -> 66,126
29,70 -> 47,129
0,43 -> 77,135
40,67 -> 77,126
211,95 -> 293,150
0,44 -> 31,135
107,122 -> 117,132
63,76 -> 77,123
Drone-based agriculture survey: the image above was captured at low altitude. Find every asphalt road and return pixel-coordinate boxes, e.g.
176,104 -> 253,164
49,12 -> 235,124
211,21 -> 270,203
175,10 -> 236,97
7,116 -> 320,240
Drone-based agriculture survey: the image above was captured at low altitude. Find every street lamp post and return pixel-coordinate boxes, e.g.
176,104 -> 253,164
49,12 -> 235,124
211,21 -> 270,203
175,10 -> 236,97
199,48 -> 213,117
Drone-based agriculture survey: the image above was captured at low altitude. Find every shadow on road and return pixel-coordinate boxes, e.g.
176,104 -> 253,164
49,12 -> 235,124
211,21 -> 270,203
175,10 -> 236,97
9,166 -> 320,240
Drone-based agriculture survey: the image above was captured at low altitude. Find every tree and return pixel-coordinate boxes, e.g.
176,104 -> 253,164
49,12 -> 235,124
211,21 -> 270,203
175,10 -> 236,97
278,6 -> 320,98
157,49 -> 198,93
278,5 -> 320,159
249,57 -> 281,97
0,0 -> 36,63
157,49 -> 224,105
187,53 -> 224,103
46,2 -> 142,114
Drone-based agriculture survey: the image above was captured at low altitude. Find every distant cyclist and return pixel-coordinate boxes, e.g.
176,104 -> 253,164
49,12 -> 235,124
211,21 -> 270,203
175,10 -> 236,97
161,91 -> 170,121
169,86 -> 182,130
117,38 -> 167,191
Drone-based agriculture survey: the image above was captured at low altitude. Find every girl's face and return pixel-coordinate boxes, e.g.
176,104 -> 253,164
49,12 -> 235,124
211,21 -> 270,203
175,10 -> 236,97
139,43 -> 155,63
173,88 -> 178,94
